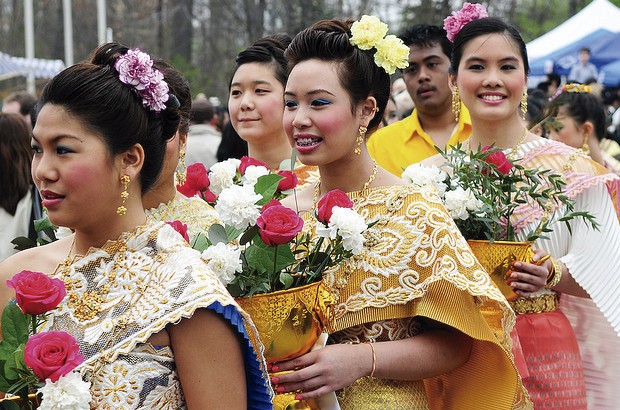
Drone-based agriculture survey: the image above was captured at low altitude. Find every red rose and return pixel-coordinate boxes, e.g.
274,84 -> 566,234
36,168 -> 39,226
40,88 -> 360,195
256,205 -> 304,246
177,163 -> 210,197
200,188 -> 218,204
166,220 -> 190,243
317,189 -> 354,224
24,331 -> 84,382
6,270 -> 66,315
277,170 -> 298,191
261,199 -> 282,212
482,147 -> 513,174
239,156 -> 268,175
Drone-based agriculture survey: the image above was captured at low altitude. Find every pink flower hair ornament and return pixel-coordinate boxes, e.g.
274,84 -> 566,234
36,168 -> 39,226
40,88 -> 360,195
114,48 -> 170,112
443,2 -> 489,42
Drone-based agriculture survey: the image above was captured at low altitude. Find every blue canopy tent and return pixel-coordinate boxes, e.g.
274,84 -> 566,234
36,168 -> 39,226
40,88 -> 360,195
600,60 -> 620,86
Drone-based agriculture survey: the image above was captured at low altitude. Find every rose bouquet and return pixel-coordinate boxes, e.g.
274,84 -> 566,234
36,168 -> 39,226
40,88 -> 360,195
403,144 -> 597,242
0,271 -> 90,410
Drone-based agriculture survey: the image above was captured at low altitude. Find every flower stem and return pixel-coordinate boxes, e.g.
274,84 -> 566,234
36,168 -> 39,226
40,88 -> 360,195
272,245 -> 279,287
30,315 -> 37,336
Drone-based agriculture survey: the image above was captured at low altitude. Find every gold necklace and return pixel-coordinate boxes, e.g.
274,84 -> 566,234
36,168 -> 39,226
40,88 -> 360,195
312,160 -> 378,210
507,127 -> 529,160
59,236 -> 128,322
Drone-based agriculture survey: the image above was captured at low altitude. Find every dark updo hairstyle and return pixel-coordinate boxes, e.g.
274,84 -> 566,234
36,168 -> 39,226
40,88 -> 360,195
545,91 -> 607,141
230,34 -> 292,88
450,17 -> 529,76
34,42 -> 181,193
154,60 -> 191,137
285,19 -> 390,133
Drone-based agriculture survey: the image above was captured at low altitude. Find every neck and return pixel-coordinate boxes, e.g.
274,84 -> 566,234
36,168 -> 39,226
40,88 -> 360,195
247,132 -> 292,170
142,179 -> 176,210
416,102 -> 457,130
468,117 -> 528,150
587,138 -> 605,165
317,151 -> 376,196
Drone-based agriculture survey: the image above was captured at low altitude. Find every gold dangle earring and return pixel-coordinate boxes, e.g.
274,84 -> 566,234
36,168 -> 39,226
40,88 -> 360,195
451,86 -> 461,122
117,175 -> 130,216
175,149 -> 187,185
355,126 -> 367,155
520,87 -> 528,121
581,134 -> 591,155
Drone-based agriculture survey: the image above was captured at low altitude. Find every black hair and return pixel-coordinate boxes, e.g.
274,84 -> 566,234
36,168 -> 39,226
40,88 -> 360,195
285,19 -> 389,133
450,17 -> 529,75
191,98 -> 215,124
154,60 -> 191,136
547,72 -> 561,87
217,120 -> 248,162
34,42 -> 180,193
399,24 -> 452,59
230,34 -> 292,89
3,91 -> 37,117
546,91 -> 607,141
0,113 -> 32,215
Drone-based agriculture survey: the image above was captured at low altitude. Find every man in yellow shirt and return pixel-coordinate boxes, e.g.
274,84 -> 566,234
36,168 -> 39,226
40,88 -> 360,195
367,24 -> 472,176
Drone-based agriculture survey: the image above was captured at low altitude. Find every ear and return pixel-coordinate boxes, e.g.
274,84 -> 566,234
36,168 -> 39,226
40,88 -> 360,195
582,121 -> 594,138
448,74 -> 457,91
359,96 -> 378,126
178,131 -> 188,151
117,143 -> 145,180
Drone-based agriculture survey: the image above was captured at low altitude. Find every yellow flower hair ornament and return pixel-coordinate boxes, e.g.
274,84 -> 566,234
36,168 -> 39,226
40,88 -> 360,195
349,15 -> 409,75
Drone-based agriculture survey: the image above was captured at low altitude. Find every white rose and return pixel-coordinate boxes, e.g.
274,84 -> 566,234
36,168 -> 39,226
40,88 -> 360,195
214,185 -> 262,229
325,206 -> 367,254
209,159 -> 239,195
242,165 -> 270,187
201,243 -> 242,285
38,371 -> 91,410
402,163 -> 448,195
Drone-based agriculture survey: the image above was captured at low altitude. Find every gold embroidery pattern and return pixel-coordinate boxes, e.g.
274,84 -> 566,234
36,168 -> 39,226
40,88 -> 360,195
145,193 -> 220,239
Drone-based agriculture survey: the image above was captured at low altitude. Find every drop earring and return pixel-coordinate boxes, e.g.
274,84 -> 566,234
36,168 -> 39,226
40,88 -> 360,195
451,86 -> 461,122
117,175 -> 130,216
355,126 -> 367,155
520,87 -> 528,121
581,134 -> 591,155
176,149 -> 187,185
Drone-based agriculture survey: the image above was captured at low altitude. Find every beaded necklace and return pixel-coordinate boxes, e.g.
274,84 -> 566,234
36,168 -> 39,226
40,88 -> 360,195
312,160 -> 378,210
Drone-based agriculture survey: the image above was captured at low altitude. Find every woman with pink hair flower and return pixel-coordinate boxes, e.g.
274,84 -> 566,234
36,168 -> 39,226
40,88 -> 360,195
433,4 -> 620,408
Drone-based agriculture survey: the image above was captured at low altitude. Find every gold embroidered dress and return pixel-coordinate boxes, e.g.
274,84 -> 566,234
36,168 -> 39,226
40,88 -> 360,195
42,222 -> 272,409
145,192 -> 220,239
306,185 -> 529,409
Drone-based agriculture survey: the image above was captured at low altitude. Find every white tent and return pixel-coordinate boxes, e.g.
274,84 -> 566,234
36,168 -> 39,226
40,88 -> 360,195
526,0 -> 620,61
0,51 -> 65,82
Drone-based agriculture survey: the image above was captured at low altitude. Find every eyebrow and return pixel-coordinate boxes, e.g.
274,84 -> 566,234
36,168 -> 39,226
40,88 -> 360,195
230,80 -> 273,88
284,89 -> 335,97
31,134 -> 82,144
464,56 -> 520,64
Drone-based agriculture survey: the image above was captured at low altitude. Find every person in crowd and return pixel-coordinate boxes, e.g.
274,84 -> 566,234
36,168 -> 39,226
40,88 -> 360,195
186,95 -> 221,168
143,60 -> 220,238
366,24 -> 472,176
228,34 -> 318,187
536,72 -> 562,100
568,47 -> 598,84
2,90 -> 37,128
437,10 -> 620,408
0,113 -> 40,261
391,77 -> 414,119
275,17 -> 529,409
217,120 -> 248,162
380,95 -> 398,128
525,88 -> 548,136
545,83 -> 620,174
0,42 -> 272,409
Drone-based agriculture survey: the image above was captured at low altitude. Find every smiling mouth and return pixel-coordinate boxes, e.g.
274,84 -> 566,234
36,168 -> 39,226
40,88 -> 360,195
480,95 -> 505,101
296,137 -> 322,147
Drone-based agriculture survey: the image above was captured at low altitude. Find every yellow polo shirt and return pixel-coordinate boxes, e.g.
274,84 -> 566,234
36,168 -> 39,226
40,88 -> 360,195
367,104 -> 472,176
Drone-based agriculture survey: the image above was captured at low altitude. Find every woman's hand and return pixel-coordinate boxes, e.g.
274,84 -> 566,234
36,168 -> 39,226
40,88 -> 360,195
509,248 -> 552,297
271,343 -> 371,400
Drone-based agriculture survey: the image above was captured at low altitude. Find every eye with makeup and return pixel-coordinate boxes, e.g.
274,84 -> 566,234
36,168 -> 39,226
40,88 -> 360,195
310,98 -> 331,108
284,99 -> 298,109
31,143 -> 42,155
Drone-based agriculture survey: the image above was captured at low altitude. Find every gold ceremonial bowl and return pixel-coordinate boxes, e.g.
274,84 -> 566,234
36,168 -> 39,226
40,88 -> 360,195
467,240 -> 534,302
236,280 -> 333,363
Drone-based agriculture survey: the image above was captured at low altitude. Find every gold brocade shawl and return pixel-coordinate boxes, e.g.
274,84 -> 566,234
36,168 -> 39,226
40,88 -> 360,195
145,192 -> 220,239
515,139 -> 620,224
305,185 -> 530,409
288,161 -> 319,190
42,223 -> 271,409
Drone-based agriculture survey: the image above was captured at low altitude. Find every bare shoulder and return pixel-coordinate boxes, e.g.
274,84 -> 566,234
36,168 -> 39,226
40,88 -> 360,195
375,168 -> 407,186
0,237 -> 72,280
281,186 -> 314,214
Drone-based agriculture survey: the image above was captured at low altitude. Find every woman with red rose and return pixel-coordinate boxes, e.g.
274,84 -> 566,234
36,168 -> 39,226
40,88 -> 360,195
143,61 -> 221,240
440,9 -> 620,408
228,34 -> 318,189
274,17 -> 529,408
0,43 -> 273,408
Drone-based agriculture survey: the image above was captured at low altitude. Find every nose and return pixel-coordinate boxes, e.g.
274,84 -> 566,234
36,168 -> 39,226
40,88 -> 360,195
290,106 -> 311,129
239,92 -> 254,111
32,151 -> 58,185
482,67 -> 502,87
417,66 -> 431,83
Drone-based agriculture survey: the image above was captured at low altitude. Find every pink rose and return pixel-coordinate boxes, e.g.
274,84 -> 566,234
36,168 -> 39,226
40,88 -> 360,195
177,163 -> 210,197
166,220 -> 190,243
443,2 -> 488,42
261,199 -> 282,212
256,205 -> 304,246
239,156 -> 268,175
6,270 -> 66,315
276,170 -> 298,191
316,189 -> 354,224
24,331 -> 84,382
482,147 -> 513,174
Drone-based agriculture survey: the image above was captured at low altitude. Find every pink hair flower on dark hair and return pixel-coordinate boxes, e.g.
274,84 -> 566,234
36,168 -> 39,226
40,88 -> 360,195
114,48 -> 170,112
443,2 -> 488,42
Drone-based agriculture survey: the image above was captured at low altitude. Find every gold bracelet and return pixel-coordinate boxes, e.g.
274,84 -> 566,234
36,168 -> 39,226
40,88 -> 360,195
366,342 -> 376,378
545,258 -> 563,289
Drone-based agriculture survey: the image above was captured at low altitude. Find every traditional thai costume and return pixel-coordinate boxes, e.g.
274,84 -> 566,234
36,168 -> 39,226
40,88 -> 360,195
509,139 -> 620,408
304,185 -> 530,409
42,222 -> 273,409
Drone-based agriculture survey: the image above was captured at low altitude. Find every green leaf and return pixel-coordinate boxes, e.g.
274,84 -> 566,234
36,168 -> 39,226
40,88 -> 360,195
279,272 -> 294,289
207,224 -> 228,245
190,232 -> 211,252
244,241 -> 295,275
1,302 -> 29,348
254,174 -> 284,205
239,225 -> 259,246
0,400 -> 21,410
8,237 -> 36,252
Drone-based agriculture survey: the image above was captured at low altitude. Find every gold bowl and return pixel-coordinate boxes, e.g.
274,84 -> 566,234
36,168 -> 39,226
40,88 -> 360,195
236,281 -> 333,410
467,240 -> 534,301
